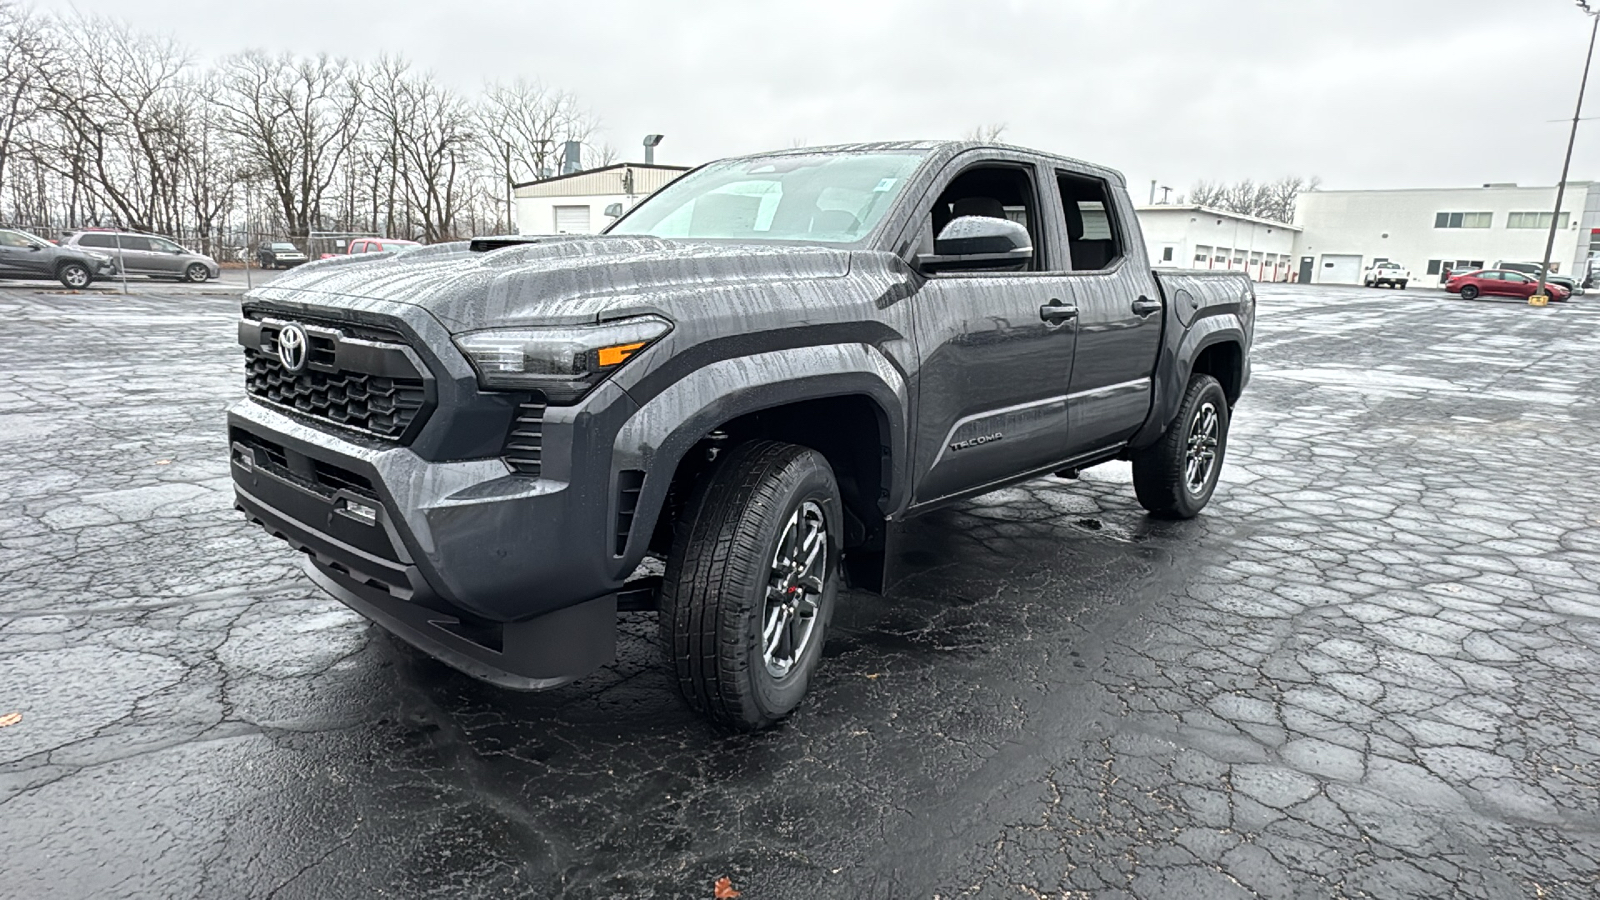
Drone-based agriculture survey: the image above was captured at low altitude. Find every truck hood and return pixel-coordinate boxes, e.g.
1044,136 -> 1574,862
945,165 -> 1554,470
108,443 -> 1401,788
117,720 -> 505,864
245,236 -> 853,333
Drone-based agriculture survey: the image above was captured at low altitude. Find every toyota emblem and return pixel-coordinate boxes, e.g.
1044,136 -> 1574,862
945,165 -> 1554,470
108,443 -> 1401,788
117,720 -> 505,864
277,323 -> 309,372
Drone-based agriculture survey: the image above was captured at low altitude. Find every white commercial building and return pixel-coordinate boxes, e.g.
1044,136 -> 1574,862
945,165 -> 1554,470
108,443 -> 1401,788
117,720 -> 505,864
1135,206 -> 1300,282
1291,183 -> 1600,285
514,163 -> 691,236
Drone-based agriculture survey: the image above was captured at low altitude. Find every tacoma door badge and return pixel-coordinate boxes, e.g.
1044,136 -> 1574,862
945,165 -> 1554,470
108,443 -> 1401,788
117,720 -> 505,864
950,432 -> 1003,452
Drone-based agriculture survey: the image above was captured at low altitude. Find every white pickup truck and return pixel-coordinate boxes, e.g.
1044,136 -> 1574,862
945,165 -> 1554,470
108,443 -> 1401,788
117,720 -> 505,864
1363,261 -> 1410,289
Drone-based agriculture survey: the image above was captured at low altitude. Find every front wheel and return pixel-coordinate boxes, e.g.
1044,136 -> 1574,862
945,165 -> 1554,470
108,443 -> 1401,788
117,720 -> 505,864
660,440 -> 842,730
1132,374 -> 1230,519
1460,285 -> 1480,300
57,262 -> 91,289
185,263 -> 210,283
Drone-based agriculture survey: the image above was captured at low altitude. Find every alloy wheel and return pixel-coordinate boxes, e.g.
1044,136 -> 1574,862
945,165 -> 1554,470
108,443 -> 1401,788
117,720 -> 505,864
761,500 -> 827,679
1185,402 -> 1220,495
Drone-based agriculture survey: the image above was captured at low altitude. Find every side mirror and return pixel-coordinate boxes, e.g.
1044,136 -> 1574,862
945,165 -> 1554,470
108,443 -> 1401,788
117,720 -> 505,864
603,203 -> 624,218
918,216 -> 1033,272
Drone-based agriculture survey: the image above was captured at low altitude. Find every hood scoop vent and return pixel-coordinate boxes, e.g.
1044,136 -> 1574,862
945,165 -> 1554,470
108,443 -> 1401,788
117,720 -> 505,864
469,235 -> 555,253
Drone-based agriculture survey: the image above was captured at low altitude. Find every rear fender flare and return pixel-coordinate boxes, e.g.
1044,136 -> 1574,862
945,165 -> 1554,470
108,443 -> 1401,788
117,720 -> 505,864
1130,315 -> 1248,449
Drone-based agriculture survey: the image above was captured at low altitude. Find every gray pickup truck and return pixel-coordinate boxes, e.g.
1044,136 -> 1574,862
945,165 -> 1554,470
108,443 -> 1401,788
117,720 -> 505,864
229,141 -> 1254,729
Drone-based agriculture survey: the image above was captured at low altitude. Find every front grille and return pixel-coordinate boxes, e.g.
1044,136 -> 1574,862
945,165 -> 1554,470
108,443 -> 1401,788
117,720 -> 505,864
503,394 -> 546,476
246,350 -> 425,440
241,315 -> 430,442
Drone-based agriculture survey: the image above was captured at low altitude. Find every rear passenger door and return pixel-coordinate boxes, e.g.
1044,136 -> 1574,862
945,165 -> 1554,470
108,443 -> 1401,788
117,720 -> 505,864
1053,168 -> 1165,455
903,153 -> 1081,508
110,236 -> 156,274
146,236 -> 187,275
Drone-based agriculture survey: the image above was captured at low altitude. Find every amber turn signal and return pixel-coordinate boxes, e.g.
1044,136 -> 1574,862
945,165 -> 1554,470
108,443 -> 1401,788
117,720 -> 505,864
598,341 -> 648,367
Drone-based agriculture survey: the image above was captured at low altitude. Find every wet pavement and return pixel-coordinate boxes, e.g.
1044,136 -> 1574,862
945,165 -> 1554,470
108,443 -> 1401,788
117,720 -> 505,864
1,284 -> 1597,899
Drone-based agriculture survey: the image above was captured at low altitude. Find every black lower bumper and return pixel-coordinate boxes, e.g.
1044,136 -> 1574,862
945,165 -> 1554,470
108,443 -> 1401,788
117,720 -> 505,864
234,465 -> 616,691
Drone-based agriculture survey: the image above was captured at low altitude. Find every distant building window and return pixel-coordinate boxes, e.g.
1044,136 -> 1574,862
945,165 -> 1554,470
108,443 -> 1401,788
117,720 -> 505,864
1162,246 -> 1174,262
1507,211 -> 1571,229
1194,244 -> 1212,263
1434,211 -> 1492,229
1427,260 -> 1442,275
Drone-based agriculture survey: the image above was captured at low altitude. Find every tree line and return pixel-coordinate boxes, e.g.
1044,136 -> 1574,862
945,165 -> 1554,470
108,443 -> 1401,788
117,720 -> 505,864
1182,176 -> 1321,224
0,2 -> 612,257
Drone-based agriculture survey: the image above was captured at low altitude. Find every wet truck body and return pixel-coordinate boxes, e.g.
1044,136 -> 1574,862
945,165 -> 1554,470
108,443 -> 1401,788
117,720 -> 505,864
229,141 -> 1254,728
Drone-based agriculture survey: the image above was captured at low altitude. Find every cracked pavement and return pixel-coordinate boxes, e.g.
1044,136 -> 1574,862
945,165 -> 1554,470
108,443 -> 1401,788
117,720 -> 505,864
1,284 -> 1597,899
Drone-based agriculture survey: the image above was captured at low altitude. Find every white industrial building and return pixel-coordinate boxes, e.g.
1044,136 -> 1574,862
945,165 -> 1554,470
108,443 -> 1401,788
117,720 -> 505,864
1135,206 -> 1299,282
1291,183 -> 1600,285
514,163 -> 691,236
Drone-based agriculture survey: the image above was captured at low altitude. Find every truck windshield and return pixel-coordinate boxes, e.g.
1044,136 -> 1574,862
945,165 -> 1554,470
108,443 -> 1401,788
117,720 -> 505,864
609,152 -> 926,244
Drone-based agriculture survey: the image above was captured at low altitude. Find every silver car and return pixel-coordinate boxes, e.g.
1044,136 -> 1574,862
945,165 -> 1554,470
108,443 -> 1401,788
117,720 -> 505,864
0,228 -> 118,288
62,230 -> 221,283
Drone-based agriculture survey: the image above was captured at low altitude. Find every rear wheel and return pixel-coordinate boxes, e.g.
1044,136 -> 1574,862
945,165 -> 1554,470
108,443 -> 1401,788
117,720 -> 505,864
1132,374 -> 1230,520
1460,284 -> 1480,300
1398,280 -> 1408,290
56,262 -> 91,289
660,440 -> 842,730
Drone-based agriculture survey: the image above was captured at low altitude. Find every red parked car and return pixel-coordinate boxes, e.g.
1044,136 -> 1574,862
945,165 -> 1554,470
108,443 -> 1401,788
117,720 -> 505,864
1446,269 -> 1569,302
318,238 -> 421,260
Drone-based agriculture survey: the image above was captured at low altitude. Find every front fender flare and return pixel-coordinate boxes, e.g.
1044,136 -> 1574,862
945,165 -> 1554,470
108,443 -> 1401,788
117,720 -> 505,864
609,343 -> 909,574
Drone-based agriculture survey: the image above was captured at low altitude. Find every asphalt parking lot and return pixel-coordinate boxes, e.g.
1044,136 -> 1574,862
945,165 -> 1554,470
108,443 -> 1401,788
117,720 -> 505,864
1,282 -> 1597,899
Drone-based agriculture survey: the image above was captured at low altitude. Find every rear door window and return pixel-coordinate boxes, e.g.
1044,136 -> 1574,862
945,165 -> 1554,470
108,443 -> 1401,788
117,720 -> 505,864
1054,172 -> 1125,272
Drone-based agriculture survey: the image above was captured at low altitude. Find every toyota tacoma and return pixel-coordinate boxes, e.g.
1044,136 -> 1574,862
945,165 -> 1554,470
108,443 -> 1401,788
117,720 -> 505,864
229,141 -> 1254,729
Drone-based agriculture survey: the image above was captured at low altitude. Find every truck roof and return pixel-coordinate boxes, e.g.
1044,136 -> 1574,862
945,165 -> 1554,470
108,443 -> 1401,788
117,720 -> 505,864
715,140 -> 1129,189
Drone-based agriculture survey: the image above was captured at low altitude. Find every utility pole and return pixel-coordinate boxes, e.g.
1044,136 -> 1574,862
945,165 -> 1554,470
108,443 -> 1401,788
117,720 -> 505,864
503,140 -> 515,235
1537,1 -> 1600,304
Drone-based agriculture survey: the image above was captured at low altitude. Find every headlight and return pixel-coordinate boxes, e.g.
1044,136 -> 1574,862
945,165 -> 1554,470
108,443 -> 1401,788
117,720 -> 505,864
454,315 -> 672,403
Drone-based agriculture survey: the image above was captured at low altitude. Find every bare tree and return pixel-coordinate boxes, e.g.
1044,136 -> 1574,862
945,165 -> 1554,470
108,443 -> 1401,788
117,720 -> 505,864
217,50 -> 360,238
479,78 -> 596,184
367,58 -> 477,242
0,8 -> 606,247
0,2 -> 58,220
1187,175 -> 1320,223
39,15 -> 196,234
963,123 -> 1009,143
584,141 -> 620,169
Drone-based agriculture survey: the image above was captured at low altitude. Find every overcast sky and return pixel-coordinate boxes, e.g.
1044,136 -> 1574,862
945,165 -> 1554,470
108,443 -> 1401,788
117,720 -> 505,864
33,0 -> 1600,197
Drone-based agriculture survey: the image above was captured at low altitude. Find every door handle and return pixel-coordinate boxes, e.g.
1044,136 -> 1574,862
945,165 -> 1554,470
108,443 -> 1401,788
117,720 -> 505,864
1132,296 -> 1163,316
1040,300 -> 1078,324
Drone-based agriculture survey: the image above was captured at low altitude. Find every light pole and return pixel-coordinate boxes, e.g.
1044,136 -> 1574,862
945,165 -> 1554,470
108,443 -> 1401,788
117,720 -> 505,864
1536,0 -> 1600,302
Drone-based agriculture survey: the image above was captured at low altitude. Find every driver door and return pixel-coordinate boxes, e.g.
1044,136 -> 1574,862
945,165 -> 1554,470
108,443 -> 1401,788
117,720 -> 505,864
904,154 -> 1080,509
0,230 -> 48,276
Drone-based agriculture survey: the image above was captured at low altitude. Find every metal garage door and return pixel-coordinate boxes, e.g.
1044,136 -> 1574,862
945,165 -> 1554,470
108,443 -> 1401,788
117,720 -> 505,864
553,205 -> 591,234
1320,254 -> 1363,284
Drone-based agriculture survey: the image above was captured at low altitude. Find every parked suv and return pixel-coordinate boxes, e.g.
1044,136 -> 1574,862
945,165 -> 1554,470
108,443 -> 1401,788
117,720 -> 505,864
257,241 -> 308,269
230,141 -> 1255,728
62,230 -> 219,282
1493,260 -> 1582,297
0,227 -> 118,288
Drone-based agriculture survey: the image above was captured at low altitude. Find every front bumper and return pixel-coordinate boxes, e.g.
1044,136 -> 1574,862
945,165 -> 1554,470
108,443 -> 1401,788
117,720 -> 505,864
230,370 -> 638,688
